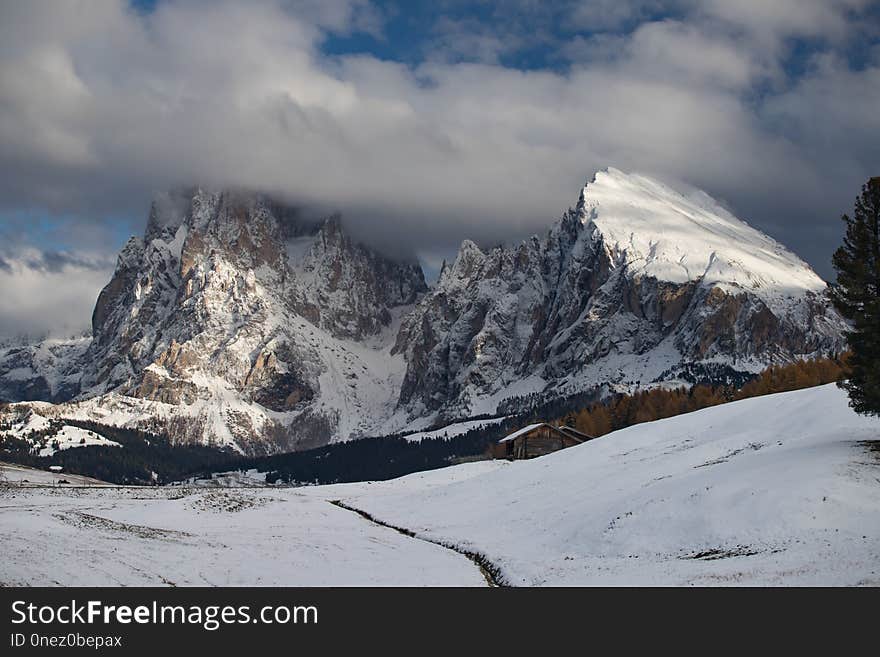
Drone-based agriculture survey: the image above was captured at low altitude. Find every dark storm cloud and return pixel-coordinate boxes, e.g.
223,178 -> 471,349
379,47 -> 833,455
21,250 -> 112,274
0,0 -> 878,336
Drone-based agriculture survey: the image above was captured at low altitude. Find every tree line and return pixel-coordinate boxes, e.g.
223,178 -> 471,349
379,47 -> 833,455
0,418 -> 236,485
553,354 -> 848,439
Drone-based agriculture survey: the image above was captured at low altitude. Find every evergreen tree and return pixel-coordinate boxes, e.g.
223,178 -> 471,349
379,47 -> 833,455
830,177 -> 880,415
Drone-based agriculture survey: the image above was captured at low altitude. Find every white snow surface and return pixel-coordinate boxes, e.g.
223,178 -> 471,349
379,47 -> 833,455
36,426 -> 120,457
583,168 -> 827,310
0,407 -> 120,456
0,484 -> 487,587
401,416 -> 507,442
2,384 -> 879,586
344,384 -> 880,585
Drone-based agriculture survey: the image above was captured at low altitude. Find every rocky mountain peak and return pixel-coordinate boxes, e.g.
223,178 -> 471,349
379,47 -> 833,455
577,168 -> 829,301
3,187 -> 432,452
439,240 -> 485,288
392,169 -> 846,420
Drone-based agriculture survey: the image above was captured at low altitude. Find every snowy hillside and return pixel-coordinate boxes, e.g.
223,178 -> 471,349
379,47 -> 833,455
0,462 -> 112,486
345,384 -> 880,585
0,406 -> 119,457
2,384 -> 878,585
0,484 -> 486,586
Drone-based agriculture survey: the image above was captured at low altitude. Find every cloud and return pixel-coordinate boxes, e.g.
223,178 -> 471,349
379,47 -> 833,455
426,16 -> 523,65
0,249 -> 114,339
22,250 -> 112,274
696,0 -> 874,45
0,0 -> 878,340
569,0 -> 683,32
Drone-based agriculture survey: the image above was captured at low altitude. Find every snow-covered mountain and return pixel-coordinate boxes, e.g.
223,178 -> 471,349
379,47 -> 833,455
0,169 -> 846,453
394,168 -> 845,419
1,189 -> 426,454
0,336 -> 90,403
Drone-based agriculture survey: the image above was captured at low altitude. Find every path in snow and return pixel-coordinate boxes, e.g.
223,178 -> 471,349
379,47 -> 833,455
330,499 -> 504,587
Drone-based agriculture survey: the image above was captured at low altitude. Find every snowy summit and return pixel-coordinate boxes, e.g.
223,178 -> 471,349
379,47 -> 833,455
581,167 -> 827,305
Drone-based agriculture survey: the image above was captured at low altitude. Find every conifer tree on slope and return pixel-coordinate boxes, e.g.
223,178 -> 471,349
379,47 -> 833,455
830,177 -> 880,415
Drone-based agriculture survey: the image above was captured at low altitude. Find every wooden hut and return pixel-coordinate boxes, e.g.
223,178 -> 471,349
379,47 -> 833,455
493,423 -> 594,460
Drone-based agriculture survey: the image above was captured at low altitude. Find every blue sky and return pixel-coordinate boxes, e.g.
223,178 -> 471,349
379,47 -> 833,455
0,0 -> 878,335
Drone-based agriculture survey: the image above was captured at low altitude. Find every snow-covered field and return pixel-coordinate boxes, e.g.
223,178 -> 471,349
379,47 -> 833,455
346,384 -> 880,585
2,384 -> 879,586
0,462 -> 111,486
0,480 -> 489,587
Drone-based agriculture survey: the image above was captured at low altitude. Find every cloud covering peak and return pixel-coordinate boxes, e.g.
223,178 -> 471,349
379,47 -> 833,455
0,0 -> 878,336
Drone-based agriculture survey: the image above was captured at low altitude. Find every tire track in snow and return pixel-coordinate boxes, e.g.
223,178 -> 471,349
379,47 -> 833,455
329,500 -> 508,587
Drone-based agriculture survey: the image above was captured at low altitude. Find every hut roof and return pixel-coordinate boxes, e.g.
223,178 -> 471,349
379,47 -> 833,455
557,426 -> 594,442
498,423 -> 552,443
499,423 -> 595,445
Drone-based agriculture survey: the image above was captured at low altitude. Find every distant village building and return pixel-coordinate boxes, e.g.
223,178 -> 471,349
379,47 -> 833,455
493,423 -> 594,460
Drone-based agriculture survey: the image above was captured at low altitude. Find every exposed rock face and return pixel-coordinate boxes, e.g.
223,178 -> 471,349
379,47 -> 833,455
0,170 -> 847,452
288,215 -> 425,339
0,337 -> 89,404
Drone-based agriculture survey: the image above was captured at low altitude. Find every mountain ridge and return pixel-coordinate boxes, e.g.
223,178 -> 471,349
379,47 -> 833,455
0,169 -> 847,453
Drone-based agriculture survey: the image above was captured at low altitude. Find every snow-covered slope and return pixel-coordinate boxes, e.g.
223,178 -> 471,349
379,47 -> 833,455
0,406 -> 119,457
3,385 -> 877,586
344,384 -> 880,585
400,416 -> 507,442
0,170 -> 846,452
583,169 -> 825,299
0,461 -> 113,486
0,485 -> 486,586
